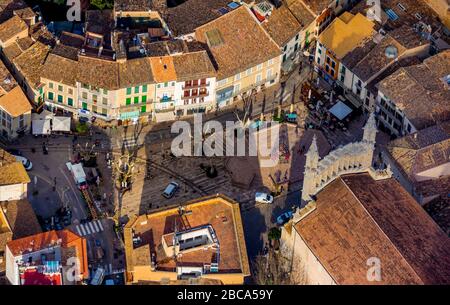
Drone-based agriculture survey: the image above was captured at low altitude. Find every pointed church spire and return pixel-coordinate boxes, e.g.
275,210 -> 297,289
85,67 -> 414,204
363,112 -> 377,144
305,134 -> 319,169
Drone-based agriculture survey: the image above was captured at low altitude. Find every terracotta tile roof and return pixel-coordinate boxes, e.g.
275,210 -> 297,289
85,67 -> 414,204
125,194 -> 250,276
0,148 -> 30,185
149,56 -> 177,83
0,85 -> 31,117
51,44 -> 79,61
286,0 -> 316,26
387,121 -> 450,183
41,53 -> 79,87
77,56 -> 120,89
114,0 -> 153,12
58,31 -> 84,49
196,6 -> 281,80
13,7 -> 35,19
0,199 -> 42,239
118,57 -> 154,87
300,0 -> 331,15
378,51 -> 450,129
0,15 -> 27,43
295,173 -> 450,284
163,0 -> 238,37
0,58 -> 17,93
343,26 -> 428,82
13,41 -> 51,89
6,229 -> 89,279
172,51 -> 216,82
29,22 -> 55,47
0,0 -> 29,23
261,5 -> 302,47
2,41 -> 23,60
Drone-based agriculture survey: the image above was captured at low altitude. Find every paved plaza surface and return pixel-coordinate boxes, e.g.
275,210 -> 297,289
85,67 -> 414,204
0,55 -> 396,269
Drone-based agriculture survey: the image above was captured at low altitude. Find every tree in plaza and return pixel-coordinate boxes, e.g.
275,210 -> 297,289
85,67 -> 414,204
234,90 -> 256,130
268,227 -> 281,241
90,0 -> 113,10
252,247 -> 291,285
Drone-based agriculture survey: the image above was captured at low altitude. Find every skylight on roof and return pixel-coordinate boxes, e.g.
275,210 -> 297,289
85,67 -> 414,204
218,7 -> 229,15
385,9 -> 399,21
227,2 -> 239,10
205,29 -> 224,47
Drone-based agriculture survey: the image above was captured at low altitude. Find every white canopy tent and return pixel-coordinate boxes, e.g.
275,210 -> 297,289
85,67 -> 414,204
329,101 -> 353,121
32,119 -> 51,135
52,116 -> 71,132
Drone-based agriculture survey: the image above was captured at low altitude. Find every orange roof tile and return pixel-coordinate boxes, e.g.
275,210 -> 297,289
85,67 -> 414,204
0,86 -> 32,117
149,56 -> 177,83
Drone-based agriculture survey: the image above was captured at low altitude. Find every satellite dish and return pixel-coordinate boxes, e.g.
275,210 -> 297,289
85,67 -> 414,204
385,45 -> 398,59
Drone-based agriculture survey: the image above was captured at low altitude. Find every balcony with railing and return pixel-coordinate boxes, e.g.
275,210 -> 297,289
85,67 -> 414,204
182,81 -> 210,90
181,90 -> 209,100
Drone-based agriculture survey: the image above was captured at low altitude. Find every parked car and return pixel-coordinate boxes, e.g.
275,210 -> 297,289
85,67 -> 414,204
276,211 -> 293,226
13,155 -> 32,170
162,182 -> 179,199
255,192 -> 274,204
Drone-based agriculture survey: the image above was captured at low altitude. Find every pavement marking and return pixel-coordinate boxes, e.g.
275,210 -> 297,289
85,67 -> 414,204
75,221 -> 105,237
79,224 -> 86,236
84,223 -> 91,235
92,221 -> 99,232
97,220 -> 104,231
88,222 -> 95,233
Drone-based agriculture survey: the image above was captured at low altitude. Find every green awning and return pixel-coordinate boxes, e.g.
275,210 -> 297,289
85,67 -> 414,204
120,111 -> 140,120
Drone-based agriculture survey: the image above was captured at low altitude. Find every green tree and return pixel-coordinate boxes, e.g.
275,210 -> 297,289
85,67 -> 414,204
90,0 -> 113,10
268,227 -> 281,241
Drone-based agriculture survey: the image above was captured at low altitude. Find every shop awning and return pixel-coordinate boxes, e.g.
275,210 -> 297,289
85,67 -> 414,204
329,101 -> 353,121
52,116 -> 71,132
32,119 -> 51,135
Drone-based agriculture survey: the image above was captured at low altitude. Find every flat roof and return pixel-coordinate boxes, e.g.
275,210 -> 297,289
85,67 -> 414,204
318,12 -> 375,59
125,194 -> 249,276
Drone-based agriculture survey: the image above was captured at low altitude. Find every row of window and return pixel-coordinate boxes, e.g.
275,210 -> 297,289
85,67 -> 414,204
47,92 -> 74,106
126,85 -> 148,95
125,95 -> 148,105
48,83 -> 74,95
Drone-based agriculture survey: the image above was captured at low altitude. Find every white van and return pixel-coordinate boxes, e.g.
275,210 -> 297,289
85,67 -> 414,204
255,192 -> 274,204
162,182 -> 179,199
14,155 -> 32,171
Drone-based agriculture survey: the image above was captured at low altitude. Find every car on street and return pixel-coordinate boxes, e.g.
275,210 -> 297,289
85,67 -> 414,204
162,181 -> 179,199
13,155 -> 32,170
255,192 -> 274,204
276,210 -> 293,226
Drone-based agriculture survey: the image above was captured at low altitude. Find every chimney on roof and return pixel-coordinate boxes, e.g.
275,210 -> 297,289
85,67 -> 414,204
98,46 -> 103,57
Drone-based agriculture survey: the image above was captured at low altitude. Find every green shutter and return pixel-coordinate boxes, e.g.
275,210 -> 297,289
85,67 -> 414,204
142,85 -> 147,93
134,97 -> 139,104
58,95 -> 63,103
142,95 -> 147,103
48,92 -> 54,100
126,98 -> 131,105
141,105 -> 146,113
134,86 -> 139,94
68,98 -> 73,106
126,88 -> 132,95
82,102 -> 88,110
